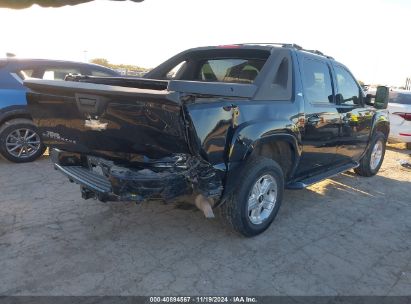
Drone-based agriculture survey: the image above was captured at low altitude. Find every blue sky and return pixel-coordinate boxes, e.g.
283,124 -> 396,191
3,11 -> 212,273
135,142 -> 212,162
0,0 -> 410,86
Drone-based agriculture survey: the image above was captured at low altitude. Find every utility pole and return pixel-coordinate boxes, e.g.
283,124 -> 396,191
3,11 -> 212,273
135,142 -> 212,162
406,77 -> 411,90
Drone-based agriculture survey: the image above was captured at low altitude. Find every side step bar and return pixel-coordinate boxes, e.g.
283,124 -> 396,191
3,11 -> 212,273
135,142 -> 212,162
286,162 -> 359,190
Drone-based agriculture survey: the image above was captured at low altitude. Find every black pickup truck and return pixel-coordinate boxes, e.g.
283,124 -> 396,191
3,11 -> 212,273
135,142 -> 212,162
25,44 -> 390,236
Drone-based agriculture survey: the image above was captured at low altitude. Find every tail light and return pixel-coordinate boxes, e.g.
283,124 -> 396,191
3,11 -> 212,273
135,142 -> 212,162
393,112 -> 411,121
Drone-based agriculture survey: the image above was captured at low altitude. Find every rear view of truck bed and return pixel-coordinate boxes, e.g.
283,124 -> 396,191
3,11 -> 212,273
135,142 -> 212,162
25,78 -> 191,160
24,44 -> 304,236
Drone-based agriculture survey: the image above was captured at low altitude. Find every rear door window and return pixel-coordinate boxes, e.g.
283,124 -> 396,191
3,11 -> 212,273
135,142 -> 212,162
198,58 -> 265,84
301,58 -> 334,104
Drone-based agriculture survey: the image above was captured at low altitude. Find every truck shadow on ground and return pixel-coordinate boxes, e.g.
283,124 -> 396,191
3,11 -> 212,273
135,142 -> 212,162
1,155 -> 411,295
386,143 -> 411,156
72,167 -> 411,242
1,155 -> 410,243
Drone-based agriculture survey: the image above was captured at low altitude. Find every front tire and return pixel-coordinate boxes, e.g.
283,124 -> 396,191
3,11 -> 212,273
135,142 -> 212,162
0,119 -> 46,163
406,142 -> 411,150
220,157 -> 284,237
354,131 -> 386,177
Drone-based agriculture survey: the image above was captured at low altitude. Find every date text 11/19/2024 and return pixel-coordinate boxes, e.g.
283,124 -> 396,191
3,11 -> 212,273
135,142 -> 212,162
149,296 -> 258,303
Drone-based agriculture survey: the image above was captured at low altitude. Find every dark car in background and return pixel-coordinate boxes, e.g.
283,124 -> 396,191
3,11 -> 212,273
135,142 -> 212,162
0,58 -> 119,163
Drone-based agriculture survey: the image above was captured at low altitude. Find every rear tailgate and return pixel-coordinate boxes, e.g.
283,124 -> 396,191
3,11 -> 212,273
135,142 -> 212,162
25,79 -> 190,160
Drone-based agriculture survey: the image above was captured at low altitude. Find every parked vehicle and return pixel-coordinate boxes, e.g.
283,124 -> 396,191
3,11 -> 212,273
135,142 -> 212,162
387,90 -> 411,149
25,44 -> 390,236
0,58 -> 119,163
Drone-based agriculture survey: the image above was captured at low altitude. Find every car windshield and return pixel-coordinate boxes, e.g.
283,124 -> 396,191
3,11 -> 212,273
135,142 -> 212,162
389,92 -> 411,105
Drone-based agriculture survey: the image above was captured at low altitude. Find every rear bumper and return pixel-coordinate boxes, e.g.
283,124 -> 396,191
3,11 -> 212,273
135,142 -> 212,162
51,149 -> 223,202
55,164 -> 118,201
389,131 -> 411,143
389,122 -> 411,143
54,163 -> 189,202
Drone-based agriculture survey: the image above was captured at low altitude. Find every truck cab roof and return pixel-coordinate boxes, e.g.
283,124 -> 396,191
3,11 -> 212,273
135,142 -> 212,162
184,43 -> 335,59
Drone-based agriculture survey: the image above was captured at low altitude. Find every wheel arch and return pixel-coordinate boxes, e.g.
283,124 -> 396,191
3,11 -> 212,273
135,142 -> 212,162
371,111 -> 390,138
374,120 -> 390,139
358,112 -> 389,161
245,135 -> 300,181
220,127 -> 301,206
227,122 -> 301,181
0,106 -> 32,127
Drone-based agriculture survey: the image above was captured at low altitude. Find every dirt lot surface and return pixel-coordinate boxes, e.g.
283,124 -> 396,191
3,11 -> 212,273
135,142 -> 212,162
1,145 -> 410,296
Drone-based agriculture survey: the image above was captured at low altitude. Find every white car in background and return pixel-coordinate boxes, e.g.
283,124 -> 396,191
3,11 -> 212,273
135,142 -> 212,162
388,90 -> 411,150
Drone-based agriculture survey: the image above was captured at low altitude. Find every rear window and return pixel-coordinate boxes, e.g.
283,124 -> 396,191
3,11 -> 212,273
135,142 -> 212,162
389,92 -> 411,105
198,58 -> 265,84
43,68 -> 82,80
90,69 -> 116,77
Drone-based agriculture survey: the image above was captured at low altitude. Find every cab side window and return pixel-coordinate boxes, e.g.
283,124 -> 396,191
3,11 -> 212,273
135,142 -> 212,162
334,66 -> 362,105
301,58 -> 334,104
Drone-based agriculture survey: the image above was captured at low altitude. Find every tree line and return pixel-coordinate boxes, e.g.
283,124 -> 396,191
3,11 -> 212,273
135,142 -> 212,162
90,58 -> 149,72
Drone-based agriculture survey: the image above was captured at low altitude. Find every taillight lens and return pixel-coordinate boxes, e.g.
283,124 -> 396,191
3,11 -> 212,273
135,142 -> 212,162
393,112 -> 411,121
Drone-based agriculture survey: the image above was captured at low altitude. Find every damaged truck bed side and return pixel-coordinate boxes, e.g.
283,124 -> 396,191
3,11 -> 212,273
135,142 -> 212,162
25,44 -> 390,236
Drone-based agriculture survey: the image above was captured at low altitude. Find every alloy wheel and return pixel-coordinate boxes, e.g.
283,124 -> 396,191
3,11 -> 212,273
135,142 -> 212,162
5,128 -> 41,159
370,139 -> 383,170
247,174 -> 278,225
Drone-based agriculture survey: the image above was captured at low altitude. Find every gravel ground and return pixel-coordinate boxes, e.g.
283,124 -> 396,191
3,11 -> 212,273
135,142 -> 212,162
0,145 -> 410,296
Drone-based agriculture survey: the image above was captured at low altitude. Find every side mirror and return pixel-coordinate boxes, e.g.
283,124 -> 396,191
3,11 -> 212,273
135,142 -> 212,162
374,86 -> 390,109
335,93 -> 343,104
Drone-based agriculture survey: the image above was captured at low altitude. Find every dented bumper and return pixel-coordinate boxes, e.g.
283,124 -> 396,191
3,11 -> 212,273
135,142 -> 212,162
51,149 -> 223,203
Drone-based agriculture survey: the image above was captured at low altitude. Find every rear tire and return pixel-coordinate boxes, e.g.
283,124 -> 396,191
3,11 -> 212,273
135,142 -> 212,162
0,119 -> 46,163
354,131 -> 386,177
220,157 -> 284,237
